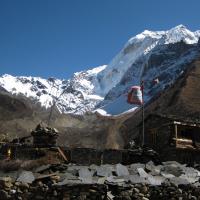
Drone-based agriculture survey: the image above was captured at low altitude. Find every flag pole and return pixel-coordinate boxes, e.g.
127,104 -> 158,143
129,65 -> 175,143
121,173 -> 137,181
141,80 -> 145,146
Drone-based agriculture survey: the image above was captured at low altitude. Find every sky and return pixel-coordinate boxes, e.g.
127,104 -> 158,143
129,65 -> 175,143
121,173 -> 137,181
0,0 -> 199,79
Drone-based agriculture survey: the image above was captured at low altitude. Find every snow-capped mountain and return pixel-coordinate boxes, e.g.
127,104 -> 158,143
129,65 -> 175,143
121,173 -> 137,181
0,65 -> 107,114
0,25 -> 200,115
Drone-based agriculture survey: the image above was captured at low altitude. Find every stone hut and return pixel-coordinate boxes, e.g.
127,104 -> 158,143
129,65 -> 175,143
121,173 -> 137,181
31,123 -> 59,147
138,114 -> 200,163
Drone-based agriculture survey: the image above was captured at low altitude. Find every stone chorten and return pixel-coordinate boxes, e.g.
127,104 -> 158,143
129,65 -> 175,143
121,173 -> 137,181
31,123 -> 59,147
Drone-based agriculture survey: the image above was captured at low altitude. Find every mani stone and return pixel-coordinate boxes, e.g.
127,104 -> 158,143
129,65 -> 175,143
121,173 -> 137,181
17,171 -> 35,184
147,175 -> 165,186
137,168 -> 149,178
78,167 -> 93,184
129,175 -> 149,184
116,164 -> 129,177
97,165 -> 113,177
169,177 -> 189,186
162,161 -> 183,176
129,163 -> 145,174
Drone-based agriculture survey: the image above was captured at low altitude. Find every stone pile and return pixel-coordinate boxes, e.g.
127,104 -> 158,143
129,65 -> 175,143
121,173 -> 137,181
0,161 -> 200,199
107,182 -> 200,200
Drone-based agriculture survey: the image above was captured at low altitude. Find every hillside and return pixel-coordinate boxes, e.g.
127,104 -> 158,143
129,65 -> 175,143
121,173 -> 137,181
121,55 -> 200,145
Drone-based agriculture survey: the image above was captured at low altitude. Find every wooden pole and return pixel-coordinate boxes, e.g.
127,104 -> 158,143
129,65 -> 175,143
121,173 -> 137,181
142,102 -> 144,146
141,81 -> 145,146
174,124 -> 178,147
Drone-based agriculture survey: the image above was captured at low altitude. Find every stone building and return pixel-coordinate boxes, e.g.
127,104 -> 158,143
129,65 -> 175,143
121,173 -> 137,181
138,114 -> 200,163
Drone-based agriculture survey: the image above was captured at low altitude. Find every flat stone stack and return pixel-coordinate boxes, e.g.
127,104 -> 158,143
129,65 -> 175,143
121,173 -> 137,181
31,124 -> 59,147
1,161 -> 200,199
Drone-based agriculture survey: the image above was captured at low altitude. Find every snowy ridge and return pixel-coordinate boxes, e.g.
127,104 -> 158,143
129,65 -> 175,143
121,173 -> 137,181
0,74 -> 62,108
0,25 -> 200,115
97,25 -> 199,95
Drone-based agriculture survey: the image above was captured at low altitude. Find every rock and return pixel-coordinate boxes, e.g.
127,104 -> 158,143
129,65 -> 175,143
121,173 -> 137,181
35,164 -> 51,173
130,163 -> 145,174
129,175 -> 149,184
179,174 -> 199,184
137,168 -> 149,178
17,188 -> 23,194
140,185 -> 148,194
10,189 -> 16,194
147,175 -> 165,186
97,177 -> 107,184
56,178 -> 82,186
107,176 -> 125,183
17,171 -> 35,184
145,161 -> 155,171
161,172 -> 175,179
60,172 -> 77,181
133,187 -> 140,193
0,189 -> 10,199
37,181 -> 43,187
53,190 -> 58,196
107,191 -> 115,199
66,165 -> 82,176
169,177 -> 189,186
138,192 -> 144,197
146,162 -> 162,176
19,182 -> 29,189
0,177 -> 13,189
79,167 -> 93,183
51,175 -> 60,182
97,165 -> 113,177
162,162 -> 183,177
116,164 -> 129,177
89,164 -> 99,171
35,195 -> 44,200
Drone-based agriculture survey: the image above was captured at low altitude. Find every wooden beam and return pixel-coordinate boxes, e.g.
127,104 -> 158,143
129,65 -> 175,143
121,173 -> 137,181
174,124 -> 178,147
57,147 -> 68,162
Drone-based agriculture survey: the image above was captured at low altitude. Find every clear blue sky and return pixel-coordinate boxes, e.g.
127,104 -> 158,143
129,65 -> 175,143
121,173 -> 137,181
0,0 -> 199,79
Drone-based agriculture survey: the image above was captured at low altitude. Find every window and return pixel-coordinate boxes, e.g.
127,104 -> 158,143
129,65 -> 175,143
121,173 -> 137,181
149,128 -> 157,145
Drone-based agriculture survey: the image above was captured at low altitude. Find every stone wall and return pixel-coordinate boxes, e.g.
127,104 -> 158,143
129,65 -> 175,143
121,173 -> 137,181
63,147 -> 160,165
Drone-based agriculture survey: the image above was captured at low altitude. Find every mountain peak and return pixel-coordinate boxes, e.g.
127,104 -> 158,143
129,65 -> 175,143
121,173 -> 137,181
0,25 -> 200,115
171,24 -> 187,30
127,25 -> 199,46
166,24 -> 199,44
